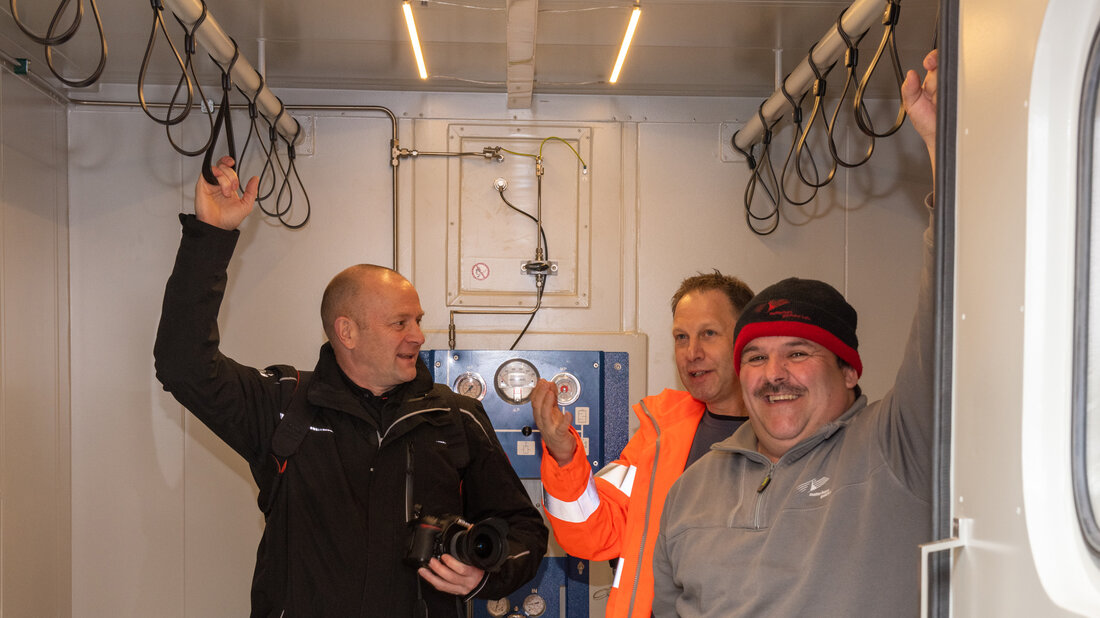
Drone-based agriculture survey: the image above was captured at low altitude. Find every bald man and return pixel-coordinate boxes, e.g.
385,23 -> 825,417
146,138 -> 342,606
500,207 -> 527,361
154,159 -> 547,618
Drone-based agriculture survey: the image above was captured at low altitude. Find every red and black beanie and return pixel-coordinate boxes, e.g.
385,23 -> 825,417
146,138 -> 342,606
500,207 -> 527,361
733,277 -> 863,377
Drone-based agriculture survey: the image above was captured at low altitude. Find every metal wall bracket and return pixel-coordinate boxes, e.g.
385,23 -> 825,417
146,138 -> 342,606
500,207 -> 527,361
919,517 -> 973,618
521,260 -> 558,276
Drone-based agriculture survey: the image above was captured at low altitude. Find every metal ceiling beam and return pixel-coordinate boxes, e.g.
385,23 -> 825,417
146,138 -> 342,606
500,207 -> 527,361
506,0 -> 538,108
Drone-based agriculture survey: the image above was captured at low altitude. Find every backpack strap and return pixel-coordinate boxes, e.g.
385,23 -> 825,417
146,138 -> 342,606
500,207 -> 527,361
261,364 -> 315,513
270,369 -> 315,467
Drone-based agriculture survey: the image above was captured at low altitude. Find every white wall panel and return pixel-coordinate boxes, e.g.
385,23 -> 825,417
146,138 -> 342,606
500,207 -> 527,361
0,69 -> 71,617
65,88 -> 929,616
68,107 -> 190,616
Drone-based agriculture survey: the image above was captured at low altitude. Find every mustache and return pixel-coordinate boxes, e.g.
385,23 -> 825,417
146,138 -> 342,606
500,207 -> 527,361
753,382 -> 806,399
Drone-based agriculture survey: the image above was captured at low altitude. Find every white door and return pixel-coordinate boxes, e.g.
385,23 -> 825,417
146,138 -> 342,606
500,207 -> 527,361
947,0 -> 1100,615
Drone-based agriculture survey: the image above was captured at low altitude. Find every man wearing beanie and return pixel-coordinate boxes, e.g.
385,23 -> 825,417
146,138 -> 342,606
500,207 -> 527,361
652,49 -> 941,617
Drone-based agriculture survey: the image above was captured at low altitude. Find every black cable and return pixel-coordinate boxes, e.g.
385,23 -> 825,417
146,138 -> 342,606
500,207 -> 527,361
271,120 -> 311,229
201,41 -> 240,186
497,188 -> 550,259
163,4 -> 217,157
853,0 -> 907,138
255,105 -> 287,208
235,70 -> 265,165
509,283 -> 544,351
733,108 -> 782,236
825,8 -> 875,169
36,0 -> 107,88
9,0 -> 82,45
779,74 -> 820,206
794,42 -> 839,189
138,0 -> 193,127
497,178 -> 550,350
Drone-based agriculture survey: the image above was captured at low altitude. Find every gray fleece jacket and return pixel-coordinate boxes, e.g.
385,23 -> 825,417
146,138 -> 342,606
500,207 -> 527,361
652,219 -> 935,617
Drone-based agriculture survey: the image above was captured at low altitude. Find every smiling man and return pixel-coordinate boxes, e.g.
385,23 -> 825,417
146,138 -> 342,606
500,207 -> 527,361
153,159 -> 547,617
532,270 -> 753,618
651,49 -> 941,617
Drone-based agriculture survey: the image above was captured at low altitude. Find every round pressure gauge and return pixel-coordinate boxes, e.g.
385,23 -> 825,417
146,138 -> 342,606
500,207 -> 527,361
453,371 -> 486,401
550,372 -> 581,406
494,358 -> 540,404
522,593 -> 547,617
485,598 -> 510,617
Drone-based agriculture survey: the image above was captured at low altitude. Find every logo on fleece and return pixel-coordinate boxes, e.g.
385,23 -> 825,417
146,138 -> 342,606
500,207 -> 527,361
796,476 -> 832,499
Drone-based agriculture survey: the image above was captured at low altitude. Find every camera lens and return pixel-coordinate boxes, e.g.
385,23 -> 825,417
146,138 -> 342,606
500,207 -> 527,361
451,518 -> 509,571
472,533 -> 493,559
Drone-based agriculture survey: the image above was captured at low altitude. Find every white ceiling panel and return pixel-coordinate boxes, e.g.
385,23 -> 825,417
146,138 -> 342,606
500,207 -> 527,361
0,0 -> 938,99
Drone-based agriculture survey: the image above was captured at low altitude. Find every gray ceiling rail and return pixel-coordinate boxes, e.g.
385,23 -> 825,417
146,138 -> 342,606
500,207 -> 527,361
732,0 -> 889,152
160,0 -> 302,146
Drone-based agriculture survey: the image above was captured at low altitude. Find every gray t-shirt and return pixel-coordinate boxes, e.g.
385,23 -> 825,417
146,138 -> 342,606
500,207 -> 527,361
685,410 -> 748,469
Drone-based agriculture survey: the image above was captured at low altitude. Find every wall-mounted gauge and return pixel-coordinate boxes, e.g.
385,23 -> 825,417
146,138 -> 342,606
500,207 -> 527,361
494,358 -> 540,404
522,593 -> 547,617
453,371 -> 486,400
550,372 -> 581,406
485,598 -> 510,617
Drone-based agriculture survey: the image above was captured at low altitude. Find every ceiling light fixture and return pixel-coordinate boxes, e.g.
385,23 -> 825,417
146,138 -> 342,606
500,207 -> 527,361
609,2 -> 641,83
402,0 -> 428,80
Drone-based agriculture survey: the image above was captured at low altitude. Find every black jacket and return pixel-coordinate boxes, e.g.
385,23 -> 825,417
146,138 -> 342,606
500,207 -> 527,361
154,214 -> 547,617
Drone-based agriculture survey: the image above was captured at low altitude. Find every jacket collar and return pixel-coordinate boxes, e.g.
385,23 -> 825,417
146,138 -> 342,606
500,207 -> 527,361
307,343 -> 436,423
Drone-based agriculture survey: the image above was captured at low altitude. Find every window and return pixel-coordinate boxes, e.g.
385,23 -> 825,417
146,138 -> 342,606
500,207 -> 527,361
1075,23 -> 1100,555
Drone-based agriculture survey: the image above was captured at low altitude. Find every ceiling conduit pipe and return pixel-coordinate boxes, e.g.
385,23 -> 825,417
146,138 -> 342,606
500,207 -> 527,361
733,0 -> 888,152
159,0 -> 303,146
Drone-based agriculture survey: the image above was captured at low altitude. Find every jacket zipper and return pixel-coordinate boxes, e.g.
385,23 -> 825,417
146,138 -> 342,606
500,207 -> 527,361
626,400 -> 661,618
753,463 -> 775,529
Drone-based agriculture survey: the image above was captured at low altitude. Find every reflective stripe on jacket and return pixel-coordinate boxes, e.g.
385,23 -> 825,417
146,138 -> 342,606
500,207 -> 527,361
540,389 -> 705,618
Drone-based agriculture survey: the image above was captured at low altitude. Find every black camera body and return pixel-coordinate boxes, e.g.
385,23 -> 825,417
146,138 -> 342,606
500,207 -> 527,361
406,514 -> 510,572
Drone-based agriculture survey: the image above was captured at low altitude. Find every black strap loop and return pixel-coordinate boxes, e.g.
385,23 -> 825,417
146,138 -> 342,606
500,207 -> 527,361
853,0 -> 907,138
825,7 -> 875,169
779,73 -> 819,206
201,40 -> 241,186
795,42 -> 838,189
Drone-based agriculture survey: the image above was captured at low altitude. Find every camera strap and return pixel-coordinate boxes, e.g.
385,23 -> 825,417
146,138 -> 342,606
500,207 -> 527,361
262,366 -> 315,515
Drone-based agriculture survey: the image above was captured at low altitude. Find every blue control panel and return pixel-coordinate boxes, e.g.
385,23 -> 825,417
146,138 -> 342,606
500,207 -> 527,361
419,349 -> 630,618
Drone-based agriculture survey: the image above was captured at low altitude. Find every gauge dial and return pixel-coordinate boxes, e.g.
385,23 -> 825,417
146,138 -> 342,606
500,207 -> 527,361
550,372 -> 581,406
453,371 -> 486,400
485,598 -> 510,617
494,358 -> 540,404
522,593 -> 547,617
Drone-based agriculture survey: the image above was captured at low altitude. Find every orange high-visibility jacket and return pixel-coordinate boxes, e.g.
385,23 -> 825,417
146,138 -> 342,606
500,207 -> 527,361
540,389 -> 705,618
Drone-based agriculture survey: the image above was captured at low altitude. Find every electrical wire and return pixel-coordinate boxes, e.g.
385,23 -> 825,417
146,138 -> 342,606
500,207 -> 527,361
509,284 -> 544,350
497,187 -> 549,260
853,0 -> 907,138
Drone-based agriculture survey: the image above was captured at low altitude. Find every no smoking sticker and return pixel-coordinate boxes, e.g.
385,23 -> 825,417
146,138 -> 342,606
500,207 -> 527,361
472,262 -> 490,280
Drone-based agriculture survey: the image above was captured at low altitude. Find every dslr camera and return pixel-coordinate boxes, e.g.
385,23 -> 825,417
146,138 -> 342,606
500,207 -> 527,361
406,513 -> 510,572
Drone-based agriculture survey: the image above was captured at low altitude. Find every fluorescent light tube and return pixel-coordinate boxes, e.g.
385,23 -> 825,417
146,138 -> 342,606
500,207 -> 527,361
403,1 -> 428,80
609,4 -> 640,83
